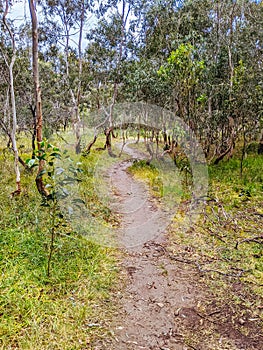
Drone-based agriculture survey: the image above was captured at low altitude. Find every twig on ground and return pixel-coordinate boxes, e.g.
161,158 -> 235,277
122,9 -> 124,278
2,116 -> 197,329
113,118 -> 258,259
168,253 -> 248,278
235,235 -> 263,249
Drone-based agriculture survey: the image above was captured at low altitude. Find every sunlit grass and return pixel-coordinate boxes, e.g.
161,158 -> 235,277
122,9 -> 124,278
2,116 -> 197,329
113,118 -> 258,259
127,157 -> 187,208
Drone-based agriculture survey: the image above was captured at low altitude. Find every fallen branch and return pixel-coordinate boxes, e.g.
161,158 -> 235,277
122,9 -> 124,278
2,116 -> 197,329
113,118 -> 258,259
213,144 -> 232,165
194,263 -> 247,277
235,235 -> 263,250
186,344 -> 200,350
168,253 -> 248,278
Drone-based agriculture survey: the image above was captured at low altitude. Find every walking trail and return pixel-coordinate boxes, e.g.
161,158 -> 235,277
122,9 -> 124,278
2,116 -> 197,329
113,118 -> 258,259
93,142 -> 262,350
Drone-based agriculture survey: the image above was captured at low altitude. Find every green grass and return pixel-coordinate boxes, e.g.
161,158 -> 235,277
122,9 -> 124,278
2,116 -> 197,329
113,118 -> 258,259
127,157 -> 187,209
209,155 -> 263,206
166,151 -> 263,348
0,134 -> 119,349
128,159 -> 161,193
169,153 -> 263,299
0,228 -> 117,349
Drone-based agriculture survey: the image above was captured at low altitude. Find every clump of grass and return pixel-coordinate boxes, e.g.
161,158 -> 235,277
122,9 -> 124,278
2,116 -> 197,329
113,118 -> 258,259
128,156 -> 191,210
80,148 -> 120,226
128,159 -> 162,195
0,227 -> 118,349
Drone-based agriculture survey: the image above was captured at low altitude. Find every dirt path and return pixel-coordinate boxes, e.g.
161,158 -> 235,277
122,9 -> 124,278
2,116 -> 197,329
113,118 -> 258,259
107,145 -> 199,349
109,143 -> 171,249
93,143 -> 263,350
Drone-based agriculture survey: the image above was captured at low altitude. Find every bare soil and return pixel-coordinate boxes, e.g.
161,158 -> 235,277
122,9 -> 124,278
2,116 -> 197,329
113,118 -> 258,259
93,143 -> 263,350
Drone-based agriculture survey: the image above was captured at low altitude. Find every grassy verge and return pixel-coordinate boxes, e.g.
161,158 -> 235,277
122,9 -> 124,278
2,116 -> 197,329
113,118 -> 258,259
0,135 -> 119,349
167,153 -> 263,348
169,154 -> 263,294
127,157 -> 188,211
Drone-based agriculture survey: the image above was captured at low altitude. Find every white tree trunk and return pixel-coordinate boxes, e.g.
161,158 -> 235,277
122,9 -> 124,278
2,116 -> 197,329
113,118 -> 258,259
3,0 -> 21,195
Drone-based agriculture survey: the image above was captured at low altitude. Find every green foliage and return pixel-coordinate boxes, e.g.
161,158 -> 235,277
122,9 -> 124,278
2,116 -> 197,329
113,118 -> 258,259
26,142 -> 85,276
158,43 -> 205,81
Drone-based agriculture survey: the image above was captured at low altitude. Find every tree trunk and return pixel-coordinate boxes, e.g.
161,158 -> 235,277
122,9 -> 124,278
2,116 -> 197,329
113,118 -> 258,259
3,0 -> 21,196
104,1 -> 131,157
258,131 -> 263,155
30,105 -> 37,158
29,0 -> 48,197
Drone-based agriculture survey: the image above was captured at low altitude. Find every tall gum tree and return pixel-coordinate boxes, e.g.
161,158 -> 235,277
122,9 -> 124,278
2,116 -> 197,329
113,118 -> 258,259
29,0 -> 48,196
41,0 -> 94,153
85,0 -> 134,156
2,0 -> 21,195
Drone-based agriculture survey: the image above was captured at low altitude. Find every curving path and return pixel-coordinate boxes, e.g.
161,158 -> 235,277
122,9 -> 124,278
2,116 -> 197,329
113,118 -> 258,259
95,143 -> 200,350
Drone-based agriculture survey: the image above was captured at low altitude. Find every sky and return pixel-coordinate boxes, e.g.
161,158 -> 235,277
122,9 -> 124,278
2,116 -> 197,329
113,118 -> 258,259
9,0 -> 30,24
7,0 -> 90,49
5,0 -> 133,50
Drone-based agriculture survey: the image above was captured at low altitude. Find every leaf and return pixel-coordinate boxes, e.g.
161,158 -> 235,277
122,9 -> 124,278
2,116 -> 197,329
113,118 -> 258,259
37,154 -> 47,161
72,198 -> 86,205
50,152 -> 61,159
62,176 -> 81,184
55,167 -> 65,175
26,159 -> 37,168
36,169 -> 46,179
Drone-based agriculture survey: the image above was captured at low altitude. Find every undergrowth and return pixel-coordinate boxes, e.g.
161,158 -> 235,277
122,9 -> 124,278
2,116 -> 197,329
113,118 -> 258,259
169,153 -> 263,304
0,134 -> 119,349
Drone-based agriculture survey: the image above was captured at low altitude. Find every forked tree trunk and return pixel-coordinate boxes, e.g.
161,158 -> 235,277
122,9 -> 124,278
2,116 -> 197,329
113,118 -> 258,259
29,0 -> 48,196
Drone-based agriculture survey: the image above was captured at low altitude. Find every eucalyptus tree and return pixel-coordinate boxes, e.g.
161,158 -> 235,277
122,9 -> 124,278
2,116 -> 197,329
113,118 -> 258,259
40,0 -> 95,152
201,0 -> 263,162
28,0 -> 49,196
158,42 -> 205,123
1,0 -> 21,195
85,0 -> 142,154
132,0 -> 260,163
